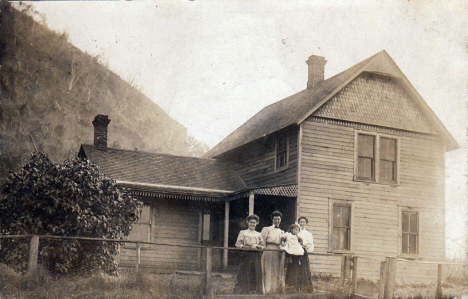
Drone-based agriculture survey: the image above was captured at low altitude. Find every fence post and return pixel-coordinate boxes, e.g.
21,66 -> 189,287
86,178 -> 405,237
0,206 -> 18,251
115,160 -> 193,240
436,264 -> 443,298
340,256 -> 352,294
135,242 -> 141,273
351,256 -> 358,297
384,257 -> 397,299
204,247 -> 213,295
339,255 -> 347,288
345,256 -> 352,294
28,235 -> 39,275
378,260 -> 388,299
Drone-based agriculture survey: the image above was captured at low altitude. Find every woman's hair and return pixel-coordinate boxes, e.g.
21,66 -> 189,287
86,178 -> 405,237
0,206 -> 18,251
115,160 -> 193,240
246,214 -> 260,223
289,223 -> 300,233
271,210 -> 282,220
297,216 -> 309,224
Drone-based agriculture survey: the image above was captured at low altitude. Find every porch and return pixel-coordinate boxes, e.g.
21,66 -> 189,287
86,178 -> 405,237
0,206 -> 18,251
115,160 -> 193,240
118,184 -> 298,271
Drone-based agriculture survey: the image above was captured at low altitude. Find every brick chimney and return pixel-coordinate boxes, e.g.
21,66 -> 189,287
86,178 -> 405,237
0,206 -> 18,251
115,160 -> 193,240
306,55 -> 327,89
92,115 -> 110,151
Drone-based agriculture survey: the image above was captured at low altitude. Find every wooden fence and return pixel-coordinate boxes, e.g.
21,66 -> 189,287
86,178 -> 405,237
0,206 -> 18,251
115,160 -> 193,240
0,234 -> 465,298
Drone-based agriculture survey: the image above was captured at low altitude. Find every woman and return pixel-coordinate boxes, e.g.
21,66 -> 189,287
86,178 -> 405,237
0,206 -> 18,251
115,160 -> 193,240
284,216 -> 314,293
261,210 -> 284,294
234,214 -> 264,294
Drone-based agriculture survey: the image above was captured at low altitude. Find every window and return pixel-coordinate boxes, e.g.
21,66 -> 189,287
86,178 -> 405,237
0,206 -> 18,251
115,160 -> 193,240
200,209 -> 220,243
329,200 -> 354,252
202,211 -> 211,241
276,133 -> 288,170
380,137 -> 397,182
126,204 -> 152,246
357,134 -> 375,180
401,210 -> 419,255
355,131 -> 399,183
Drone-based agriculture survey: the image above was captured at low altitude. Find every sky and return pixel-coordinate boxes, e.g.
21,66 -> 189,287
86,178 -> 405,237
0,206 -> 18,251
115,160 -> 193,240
25,0 -> 467,258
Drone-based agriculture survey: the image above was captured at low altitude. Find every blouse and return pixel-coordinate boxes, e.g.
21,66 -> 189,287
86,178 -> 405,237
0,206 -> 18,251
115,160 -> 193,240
235,229 -> 265,249
261,225 -> 284,245
280,232 -> 304,255
297,228 -> 314,253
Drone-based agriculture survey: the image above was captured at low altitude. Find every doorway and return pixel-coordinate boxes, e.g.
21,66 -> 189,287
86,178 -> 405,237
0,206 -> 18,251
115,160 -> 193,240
227,195 -> 296,267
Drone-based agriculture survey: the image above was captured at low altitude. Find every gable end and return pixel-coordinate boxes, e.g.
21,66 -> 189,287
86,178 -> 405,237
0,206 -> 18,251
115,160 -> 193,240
312,72 -> 437,134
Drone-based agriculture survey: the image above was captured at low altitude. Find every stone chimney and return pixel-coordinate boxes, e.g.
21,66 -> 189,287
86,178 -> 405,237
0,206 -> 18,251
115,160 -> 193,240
306,55 -> 327,89
92,115 -> 110,151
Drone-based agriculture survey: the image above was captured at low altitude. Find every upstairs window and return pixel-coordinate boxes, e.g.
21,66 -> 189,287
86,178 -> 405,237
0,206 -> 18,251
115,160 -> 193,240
357,134 -> 375,180
401,210 -> 419,255
380,137 -> 397,182
355,132 -> 399,184
276,133 -> 289,170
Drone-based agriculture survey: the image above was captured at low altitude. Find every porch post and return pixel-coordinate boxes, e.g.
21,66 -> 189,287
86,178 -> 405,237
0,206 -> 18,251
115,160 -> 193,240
197,210 -> 203,267
223,200 -> 230,270
249,192 -> 254,215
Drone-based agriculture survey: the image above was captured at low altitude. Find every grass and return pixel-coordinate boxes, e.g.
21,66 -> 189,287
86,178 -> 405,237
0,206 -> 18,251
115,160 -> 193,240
1,263 -> 466,299
0,264 -> 211,299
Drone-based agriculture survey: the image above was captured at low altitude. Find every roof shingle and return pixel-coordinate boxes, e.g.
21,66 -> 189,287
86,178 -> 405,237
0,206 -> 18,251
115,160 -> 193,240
80,145 -> 247,192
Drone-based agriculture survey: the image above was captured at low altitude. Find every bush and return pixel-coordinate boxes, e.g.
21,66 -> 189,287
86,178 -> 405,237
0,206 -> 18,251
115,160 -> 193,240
0,152 -> 142,276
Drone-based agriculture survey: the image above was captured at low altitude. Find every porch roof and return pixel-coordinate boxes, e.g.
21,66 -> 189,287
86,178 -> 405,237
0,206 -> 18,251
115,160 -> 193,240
118,182 -> 297,202
228,184 -> 298,201
79,144 -> 247,192
117,180 -> 231,202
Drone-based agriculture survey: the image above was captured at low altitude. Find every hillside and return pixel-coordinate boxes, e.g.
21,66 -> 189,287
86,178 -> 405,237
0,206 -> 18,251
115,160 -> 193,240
0,3 -> 208,179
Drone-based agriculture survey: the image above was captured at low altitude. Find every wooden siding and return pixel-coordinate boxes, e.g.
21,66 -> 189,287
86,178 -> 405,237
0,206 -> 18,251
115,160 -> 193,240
298,117 -> 445,283
220,125 -> 299,188
119,198 -> 201,271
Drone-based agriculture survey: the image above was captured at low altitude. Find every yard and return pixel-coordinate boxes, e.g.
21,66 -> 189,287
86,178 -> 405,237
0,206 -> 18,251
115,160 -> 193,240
0,264 -> 466,299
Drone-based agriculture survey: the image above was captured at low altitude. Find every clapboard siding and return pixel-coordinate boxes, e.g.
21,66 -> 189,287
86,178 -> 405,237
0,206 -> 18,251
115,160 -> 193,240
120,198 -> 200,270
298,117 -> 445,283
220,125 -> 299,188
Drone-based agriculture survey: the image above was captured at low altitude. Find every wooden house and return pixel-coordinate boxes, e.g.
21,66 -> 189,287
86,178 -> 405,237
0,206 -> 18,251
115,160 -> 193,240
79,50 -> 458,283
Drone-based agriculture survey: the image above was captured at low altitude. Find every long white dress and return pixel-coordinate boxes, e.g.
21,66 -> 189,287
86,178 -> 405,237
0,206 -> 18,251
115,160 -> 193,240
261,225 -> 284,294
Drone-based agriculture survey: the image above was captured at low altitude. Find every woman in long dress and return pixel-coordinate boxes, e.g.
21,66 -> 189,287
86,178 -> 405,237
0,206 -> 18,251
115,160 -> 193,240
285,216 -> 314,293
234,214 -> 264,294
261,210 -> 284,294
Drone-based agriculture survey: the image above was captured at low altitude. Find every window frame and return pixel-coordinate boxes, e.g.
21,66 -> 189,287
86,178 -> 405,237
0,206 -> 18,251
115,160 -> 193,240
328,199 -> 355,253
354,130 -> 400,184
275,132 -> 289,172
125,202 -> 153,248
398,206 -> 421,258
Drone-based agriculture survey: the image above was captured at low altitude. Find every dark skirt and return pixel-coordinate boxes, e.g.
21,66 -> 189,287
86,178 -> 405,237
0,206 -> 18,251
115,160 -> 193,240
234,250 -> 263,294
285,252 -> 313,294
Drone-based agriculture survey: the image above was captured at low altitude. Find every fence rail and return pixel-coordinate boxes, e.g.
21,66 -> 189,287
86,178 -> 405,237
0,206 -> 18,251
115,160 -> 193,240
0,234 -> 465,298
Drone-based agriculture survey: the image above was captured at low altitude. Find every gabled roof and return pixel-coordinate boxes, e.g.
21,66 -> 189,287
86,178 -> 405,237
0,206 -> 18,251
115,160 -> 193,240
205,50 -> 459,158
79,144 -> 247,193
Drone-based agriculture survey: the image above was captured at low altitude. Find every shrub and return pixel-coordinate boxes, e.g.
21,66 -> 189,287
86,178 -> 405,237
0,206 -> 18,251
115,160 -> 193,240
0,152 -> 142,276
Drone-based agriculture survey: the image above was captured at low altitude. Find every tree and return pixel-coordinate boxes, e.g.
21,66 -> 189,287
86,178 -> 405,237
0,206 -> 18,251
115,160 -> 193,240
0,152 -> 141,276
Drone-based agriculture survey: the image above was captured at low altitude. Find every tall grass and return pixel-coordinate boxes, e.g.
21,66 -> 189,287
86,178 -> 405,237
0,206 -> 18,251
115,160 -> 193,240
2,263 -> 466,299
0,264 -> 209,299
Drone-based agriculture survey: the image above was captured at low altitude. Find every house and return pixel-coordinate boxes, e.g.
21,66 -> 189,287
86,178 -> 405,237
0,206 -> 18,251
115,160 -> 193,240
78,50 -> 458,283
